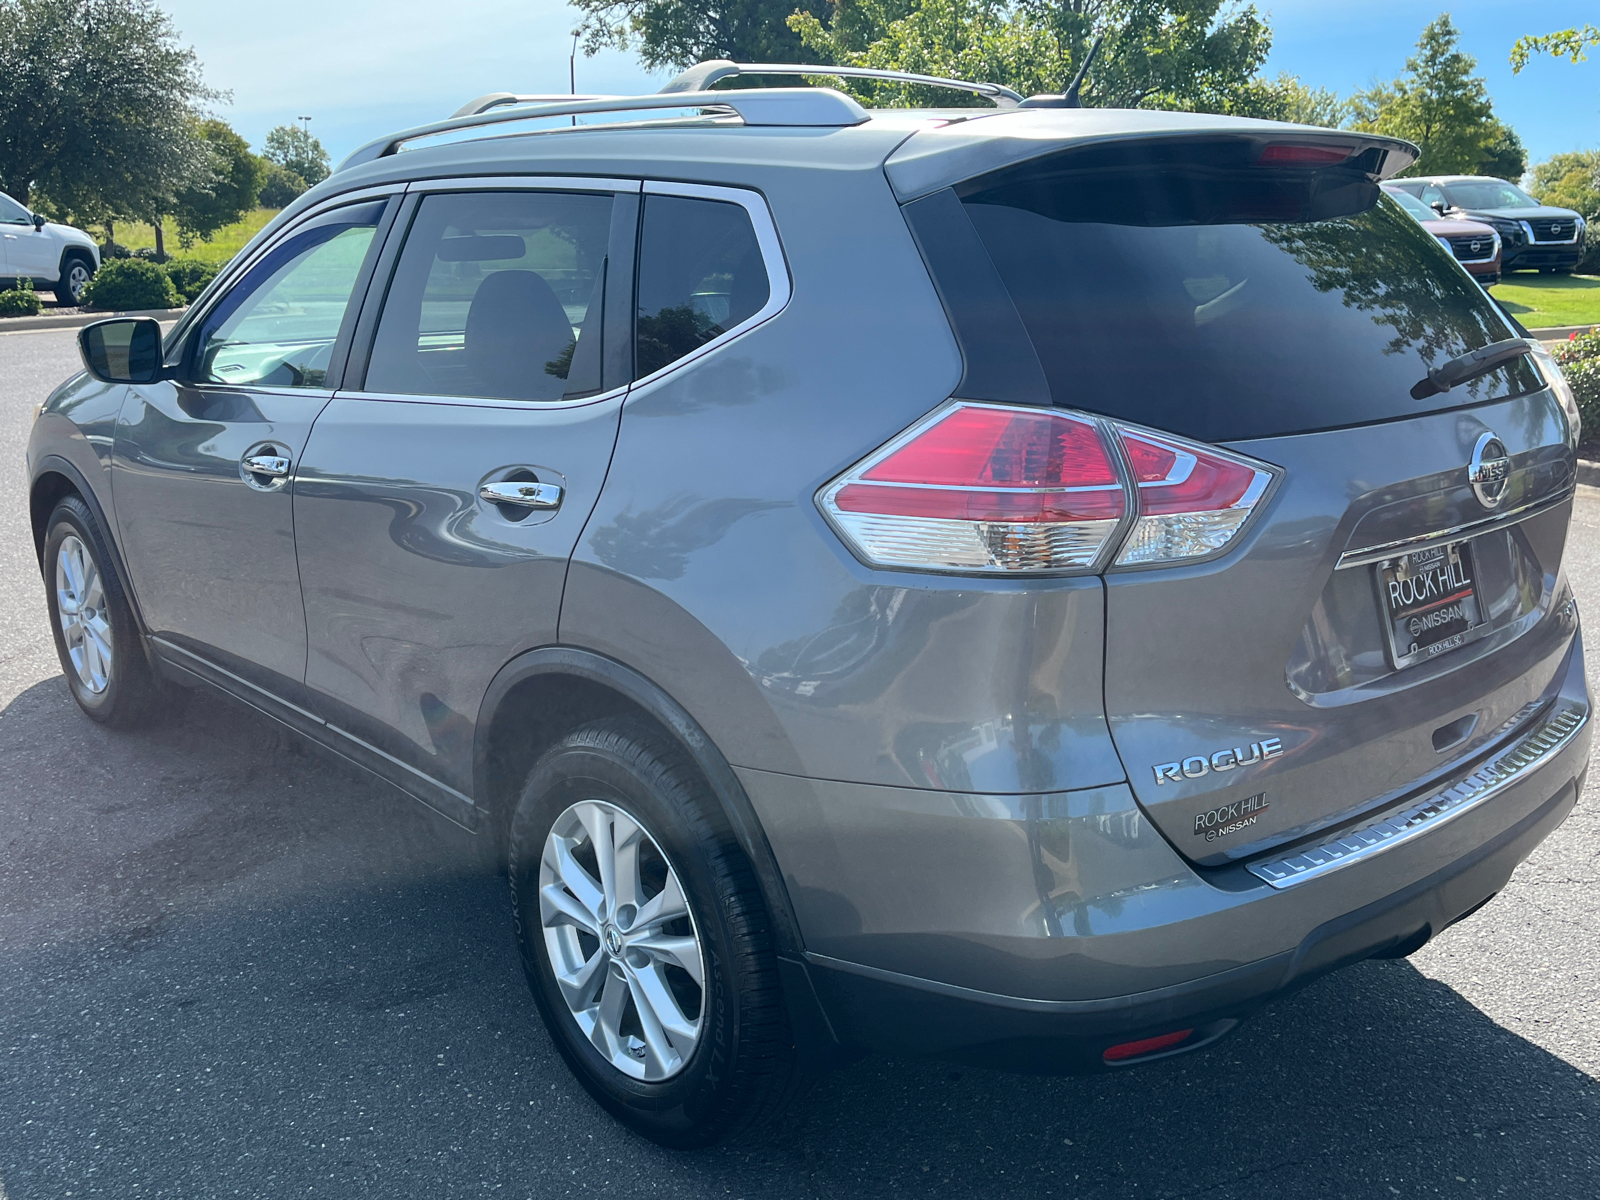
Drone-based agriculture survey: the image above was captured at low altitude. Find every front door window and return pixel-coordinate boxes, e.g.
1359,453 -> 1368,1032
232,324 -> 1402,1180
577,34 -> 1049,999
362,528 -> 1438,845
192,200 -> 385,389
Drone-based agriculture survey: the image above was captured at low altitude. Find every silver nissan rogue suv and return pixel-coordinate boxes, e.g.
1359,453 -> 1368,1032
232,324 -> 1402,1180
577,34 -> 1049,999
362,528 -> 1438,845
26,62 -> 1591,1147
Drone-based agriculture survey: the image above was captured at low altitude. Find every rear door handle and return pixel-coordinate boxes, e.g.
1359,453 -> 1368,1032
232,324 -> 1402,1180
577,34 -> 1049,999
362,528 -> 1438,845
479,481 -> 563,510
242,453 -> 291,479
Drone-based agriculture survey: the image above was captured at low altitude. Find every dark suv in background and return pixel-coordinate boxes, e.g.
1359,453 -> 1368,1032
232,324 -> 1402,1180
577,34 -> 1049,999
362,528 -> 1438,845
1390,175 -> 1586,274
27,65 -> 1592,1147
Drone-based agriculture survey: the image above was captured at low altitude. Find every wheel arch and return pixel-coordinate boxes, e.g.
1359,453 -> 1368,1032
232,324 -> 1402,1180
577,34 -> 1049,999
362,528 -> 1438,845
474,646 -> 805,959
29,455 -> 146,634
57,244 -> 94,285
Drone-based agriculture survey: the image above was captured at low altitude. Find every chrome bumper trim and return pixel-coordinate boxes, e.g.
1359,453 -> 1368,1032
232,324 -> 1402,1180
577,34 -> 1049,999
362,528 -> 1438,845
1247,701 -> 1589,890
1335,490 -> 1572,569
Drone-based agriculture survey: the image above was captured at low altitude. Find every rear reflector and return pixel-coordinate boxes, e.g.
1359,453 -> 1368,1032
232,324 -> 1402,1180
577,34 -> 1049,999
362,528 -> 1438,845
819,402 -> 1275,574
1102,1028 -> 1194,1062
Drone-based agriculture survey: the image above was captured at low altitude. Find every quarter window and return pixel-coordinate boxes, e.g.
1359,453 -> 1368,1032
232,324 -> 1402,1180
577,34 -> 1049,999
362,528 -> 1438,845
634,195 -> 770,380
193,201 -> 385,388
364,190 -> 614,402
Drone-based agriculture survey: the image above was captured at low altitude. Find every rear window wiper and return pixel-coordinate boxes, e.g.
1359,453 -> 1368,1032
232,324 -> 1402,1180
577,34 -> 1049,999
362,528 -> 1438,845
1410,338 -> 1538,400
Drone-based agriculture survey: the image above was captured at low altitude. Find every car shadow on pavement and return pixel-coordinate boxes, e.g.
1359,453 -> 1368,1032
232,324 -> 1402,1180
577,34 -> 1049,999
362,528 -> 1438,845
0,676 -> 1596,1200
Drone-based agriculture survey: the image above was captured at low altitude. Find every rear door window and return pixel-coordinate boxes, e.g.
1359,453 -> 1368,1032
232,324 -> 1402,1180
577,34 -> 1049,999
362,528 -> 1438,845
363,190 -> 614,402
941,144 -> 1539,442
634,195 -> 770,380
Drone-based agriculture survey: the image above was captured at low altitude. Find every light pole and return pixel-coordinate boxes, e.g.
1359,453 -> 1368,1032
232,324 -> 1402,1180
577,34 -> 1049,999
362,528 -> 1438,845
570,31 -> 580,126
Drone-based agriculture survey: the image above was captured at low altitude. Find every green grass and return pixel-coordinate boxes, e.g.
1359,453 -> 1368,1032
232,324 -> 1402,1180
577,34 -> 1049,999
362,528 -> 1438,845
114,208 -> 280,266
1491,274 -> 1600,330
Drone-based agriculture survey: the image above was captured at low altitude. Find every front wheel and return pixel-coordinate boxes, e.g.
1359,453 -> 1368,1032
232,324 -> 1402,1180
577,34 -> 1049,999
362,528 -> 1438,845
56,253 -> 93,306
43,495 -> 161,726
508,718 -> 799,1147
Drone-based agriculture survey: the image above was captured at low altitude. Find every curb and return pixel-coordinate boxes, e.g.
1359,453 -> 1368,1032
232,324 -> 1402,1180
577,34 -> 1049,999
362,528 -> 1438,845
1578,460 -> 1600,489
0,307 -> 187,333
1530,324 -> 1595,342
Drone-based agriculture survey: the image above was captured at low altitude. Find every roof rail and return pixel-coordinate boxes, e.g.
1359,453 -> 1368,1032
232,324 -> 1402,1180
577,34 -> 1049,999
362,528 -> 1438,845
335,87 -> 871,173
451,93 -> 607,119
660,60 -> 1024,107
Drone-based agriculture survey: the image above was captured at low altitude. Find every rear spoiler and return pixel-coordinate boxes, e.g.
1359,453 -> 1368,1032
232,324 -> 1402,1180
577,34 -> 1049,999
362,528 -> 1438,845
884,109 -> 1419,203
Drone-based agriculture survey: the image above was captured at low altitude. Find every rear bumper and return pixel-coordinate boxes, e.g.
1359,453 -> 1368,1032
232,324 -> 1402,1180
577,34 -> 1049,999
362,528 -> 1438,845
751,629 -> 1590,1071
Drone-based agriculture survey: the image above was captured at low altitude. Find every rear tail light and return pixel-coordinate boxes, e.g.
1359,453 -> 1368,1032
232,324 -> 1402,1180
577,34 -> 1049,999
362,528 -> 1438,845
819,402 -> 1275,574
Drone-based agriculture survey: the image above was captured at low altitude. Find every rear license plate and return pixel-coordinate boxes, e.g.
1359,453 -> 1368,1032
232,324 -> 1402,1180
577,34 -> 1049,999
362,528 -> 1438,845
1377,541 -> 1488,669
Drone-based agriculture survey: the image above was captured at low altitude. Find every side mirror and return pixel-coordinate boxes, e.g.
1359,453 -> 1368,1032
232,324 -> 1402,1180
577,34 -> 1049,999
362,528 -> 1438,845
31,213 -> 45,231
78,318 -> 167,384
1430,200 -> 1449,215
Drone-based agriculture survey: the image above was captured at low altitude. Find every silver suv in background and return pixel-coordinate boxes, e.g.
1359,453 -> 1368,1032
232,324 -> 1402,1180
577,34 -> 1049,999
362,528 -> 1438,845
0,191 -> 99,304
26,64 -> 1591,1147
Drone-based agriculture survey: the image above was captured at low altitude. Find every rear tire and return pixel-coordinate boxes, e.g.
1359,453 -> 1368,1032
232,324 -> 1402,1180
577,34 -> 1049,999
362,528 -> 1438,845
42,495 -> 162,727
508,717 -> 799,1147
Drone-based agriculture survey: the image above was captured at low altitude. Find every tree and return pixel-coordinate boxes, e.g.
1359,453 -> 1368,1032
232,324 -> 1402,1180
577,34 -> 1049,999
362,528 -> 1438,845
1271,75 -> 1350,128
1510,25 -> 1600,72
258,162 -> 308,209
0,0 -> 217,225
1350,14 -> 1507,177
572,0 -> 832,71
263,123 -> 330,186
1530,150 -> 1600,272
784,0 -> 1279,114
1478,122 -> 1526,181
172,119 -> 265,247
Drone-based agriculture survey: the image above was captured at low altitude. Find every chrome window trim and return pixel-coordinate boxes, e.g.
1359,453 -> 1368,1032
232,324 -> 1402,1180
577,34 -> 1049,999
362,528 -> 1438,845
405,175 -> 642,194
626,179 -> 793,394
1247,701 -> 1589,889
335,384 -> 629,412
1334,489 -> 1573,570
165,186 -> 403,354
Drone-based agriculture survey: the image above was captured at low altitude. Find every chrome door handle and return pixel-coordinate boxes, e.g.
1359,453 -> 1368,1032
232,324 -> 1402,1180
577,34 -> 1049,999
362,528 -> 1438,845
479,481 -> 563,510
242,453 -> 291,479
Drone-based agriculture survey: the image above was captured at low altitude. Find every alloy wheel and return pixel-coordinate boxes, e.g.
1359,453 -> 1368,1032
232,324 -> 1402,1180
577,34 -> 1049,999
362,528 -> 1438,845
55,533 -> 112,694
65,263 -> 90,304
538,799 -> 705,1081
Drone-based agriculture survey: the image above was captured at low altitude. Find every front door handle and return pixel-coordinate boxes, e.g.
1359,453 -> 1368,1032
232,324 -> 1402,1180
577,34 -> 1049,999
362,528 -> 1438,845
242,453 -> 291,480
479,480 -> 563,510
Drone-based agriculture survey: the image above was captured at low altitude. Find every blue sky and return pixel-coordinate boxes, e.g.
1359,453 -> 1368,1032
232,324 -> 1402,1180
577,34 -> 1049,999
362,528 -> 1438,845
169,0 -> 1599,170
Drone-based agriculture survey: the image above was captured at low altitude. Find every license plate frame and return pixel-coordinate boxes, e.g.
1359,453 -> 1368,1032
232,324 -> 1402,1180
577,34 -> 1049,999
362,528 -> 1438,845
1375,540 -> 1490,670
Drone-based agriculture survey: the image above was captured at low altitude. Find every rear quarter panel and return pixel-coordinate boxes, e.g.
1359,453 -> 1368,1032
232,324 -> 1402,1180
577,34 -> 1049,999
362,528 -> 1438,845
560,154 -> 1126,792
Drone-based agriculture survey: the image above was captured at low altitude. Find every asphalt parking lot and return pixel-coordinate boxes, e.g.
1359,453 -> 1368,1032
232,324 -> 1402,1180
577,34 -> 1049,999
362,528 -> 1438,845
1,325 -> 1596,1200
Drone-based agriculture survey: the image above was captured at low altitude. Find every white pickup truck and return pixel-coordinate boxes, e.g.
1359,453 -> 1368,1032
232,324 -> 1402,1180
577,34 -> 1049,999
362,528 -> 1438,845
1,191 -> 100,305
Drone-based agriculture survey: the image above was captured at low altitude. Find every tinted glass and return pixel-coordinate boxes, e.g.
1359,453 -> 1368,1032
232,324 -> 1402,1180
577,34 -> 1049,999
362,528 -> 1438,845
0,193 -> 30,224
365,190 -> 613,402
957,170 -> 1539,443
194,202 -> 384,388
1443,180 -> 1539,209
635,195 -> 769,379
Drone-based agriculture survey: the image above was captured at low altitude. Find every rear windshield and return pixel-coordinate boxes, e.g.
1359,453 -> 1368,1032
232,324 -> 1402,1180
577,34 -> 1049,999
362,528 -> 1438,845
947,149 -> 1540,443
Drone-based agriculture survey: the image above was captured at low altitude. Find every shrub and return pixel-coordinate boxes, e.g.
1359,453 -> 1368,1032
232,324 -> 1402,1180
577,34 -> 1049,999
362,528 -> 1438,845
132,246 -> 161,261
163,257 -> 219,303
80,258 -> 180,311
99,241 -> 131,260
1554,330 -> 1600,438
0,279 -> 43,317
